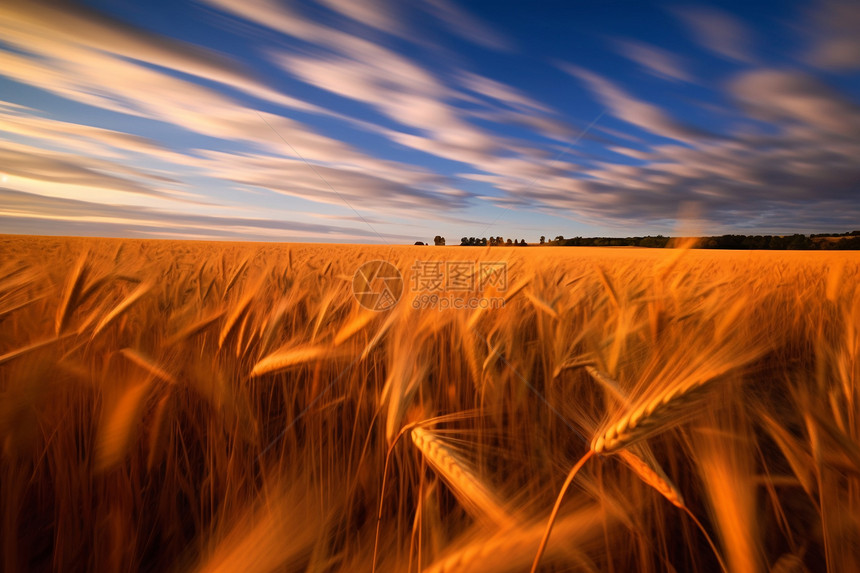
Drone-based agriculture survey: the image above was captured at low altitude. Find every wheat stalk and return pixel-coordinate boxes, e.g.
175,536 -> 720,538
0,334 -> 72,366
95,378 -> 152,471
55,252 -> 88,334
250,345 -> 329,377
411,427 -> 511,528
530,450 -> 594,573
219,269 -> 270,350
584,365 -> 627,403
592,379 -> 716,454
223,256 -> 249,298
591,338 -> 765,454
424,504 -> 606,573
166,310 -> 225,345
91,280 -> 153,338
120,348 -> 177,385
334,310 -> 376,346
618,450 -> 684,509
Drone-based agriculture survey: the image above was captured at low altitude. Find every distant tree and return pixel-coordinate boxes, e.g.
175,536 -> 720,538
414,241 -> 425,245
788,234 -> 812,250
638,235 -> 669,248
506,238 -> 513,246
555,235 -> 564,242
480,237 -> 488,246
460,237 -> 469,246
540,236 -> 545,245
433,235 -> 446,246
835,235 -> 860,249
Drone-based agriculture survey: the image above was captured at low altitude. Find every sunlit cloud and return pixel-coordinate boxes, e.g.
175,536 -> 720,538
0,141 -> 177,199
674,6 -> 757,64
807,0 -> 860,70
0,0 -> 319,113
731,69 -> 860,137
0,188 -> 409,242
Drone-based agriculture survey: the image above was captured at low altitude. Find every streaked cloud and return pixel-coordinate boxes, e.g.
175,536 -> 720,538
0,187 -> 409,242
317,0 -> 402,35
807,0 -> 860,70
0,141 -> 177,199
614,40 -> 693,83
674,6 -> 756,64
420,0 -> 514,52
560,65 -> 709,142
0,0 -> 318,113
488,65 -> 860,232
730,69 -> 860,137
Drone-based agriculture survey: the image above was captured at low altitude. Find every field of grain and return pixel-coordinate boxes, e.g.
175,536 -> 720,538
1,235 -> 858,572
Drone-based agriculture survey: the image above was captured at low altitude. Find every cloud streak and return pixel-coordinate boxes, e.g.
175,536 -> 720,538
560,65 -> 709,142
0,187 -> 408,242
614,40 -> 693,83
674,6 -> 756,64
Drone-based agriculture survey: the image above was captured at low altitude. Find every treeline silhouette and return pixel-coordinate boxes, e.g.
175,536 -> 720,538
437,231 -> 860,249
459,237 -> 529,246
543,231 -> 860,250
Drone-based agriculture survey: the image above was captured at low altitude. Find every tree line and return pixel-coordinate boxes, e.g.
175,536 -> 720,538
422,231 -> 860,249
544,232 -> 860,250
460,236 -> 529,246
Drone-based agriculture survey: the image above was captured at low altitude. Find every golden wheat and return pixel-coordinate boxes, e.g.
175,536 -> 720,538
422,504 -> 608,573
90,279 -> 153,338
0,236 -> 856,573
411,426 -> 512,528
618,449 -> 685,509
249,344 -> 330,377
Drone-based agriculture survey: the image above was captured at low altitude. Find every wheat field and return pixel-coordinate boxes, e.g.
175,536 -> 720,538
1,234 -> 858,572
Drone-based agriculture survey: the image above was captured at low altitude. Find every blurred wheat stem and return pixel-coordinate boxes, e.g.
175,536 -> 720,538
529,449 -> 594,573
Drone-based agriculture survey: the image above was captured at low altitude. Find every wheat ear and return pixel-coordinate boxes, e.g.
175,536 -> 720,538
411,427 -> 511,528
250,345 -> 328,377
592,371 -> 727,454
91,280 -> 152,338
56,252 -> 88,334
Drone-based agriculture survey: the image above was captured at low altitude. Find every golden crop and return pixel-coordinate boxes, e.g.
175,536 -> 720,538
1,235 -> 858,572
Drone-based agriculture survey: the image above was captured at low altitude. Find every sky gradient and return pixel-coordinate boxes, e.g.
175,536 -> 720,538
1,0 -> 859,243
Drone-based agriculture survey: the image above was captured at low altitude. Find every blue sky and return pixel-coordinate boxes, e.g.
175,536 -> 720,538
1,0 -> 858,243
